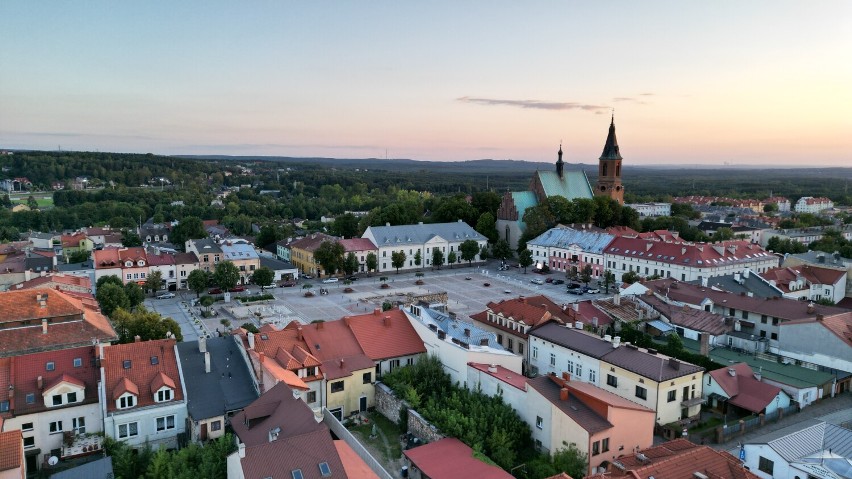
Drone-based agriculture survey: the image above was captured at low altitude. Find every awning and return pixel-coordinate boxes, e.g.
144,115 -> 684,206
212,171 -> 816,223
647,319 -> 675,333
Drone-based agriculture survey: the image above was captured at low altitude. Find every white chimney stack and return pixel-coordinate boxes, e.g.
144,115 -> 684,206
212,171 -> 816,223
199,336 -> 207,353
204,351 -> 211,373
247,332 -> 255,350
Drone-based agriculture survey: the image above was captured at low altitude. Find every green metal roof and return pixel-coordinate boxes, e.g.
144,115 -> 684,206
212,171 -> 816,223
536,170 -> 593,201
512,191 -> 538,227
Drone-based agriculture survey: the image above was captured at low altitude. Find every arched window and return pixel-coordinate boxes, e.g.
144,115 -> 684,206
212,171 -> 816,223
616,162 -> 621,177
602,163 -> 608,176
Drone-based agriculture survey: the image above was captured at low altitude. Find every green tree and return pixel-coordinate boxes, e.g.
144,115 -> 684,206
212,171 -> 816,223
391,250 -> 407,273
413,249 -> 422,268
97,274 -> 124,289
580,265 -> 593,286
241,322 -> 259,334
199,295 -> 216,314
121,229 -> 143,247
459,239 -> 480,266
447,250 -> 457,268
144,270 -> 164,295
124,282 -> 145,309
431,248 -> 445,270
111,306 -> 183,343
343,252 -> 359,275
492,239 -> 513,261
622,270 -> 641,284
479,244 -> 490,260
475,212 -> 498,243
26,195 -> 38,210
551,443 -> 589,479
254,224 -> 282,248
666,332 -> 684,352
96,283 -> 130,317
187,269 -> 209,297
366,252 -> 378,273
603,270 -> 616,293
251,266 -> 274,291
518,249 -> 533,273
713,227 -> 735,241
762,203 -> 777,213
314,240 -> 345,276
330,213 -> 360,238
66,249 -> 91,264
213,261 -> 240,291
170,216 -> 207,250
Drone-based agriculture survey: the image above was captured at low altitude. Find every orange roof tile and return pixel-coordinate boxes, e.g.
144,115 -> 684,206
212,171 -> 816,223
44,372 -> 86,392
0,430 -> 22,472
404,438 -> 514,479
301,320 -> 375,379
7,346 -> 101,415
102,339 -> 183,412
150,371 -> 177,394
334,440 -> 380,479
113,377 -> 140,400
346,308 -> 426,361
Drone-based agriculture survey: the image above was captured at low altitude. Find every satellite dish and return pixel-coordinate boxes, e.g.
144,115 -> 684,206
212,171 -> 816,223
48,456 -> 59,466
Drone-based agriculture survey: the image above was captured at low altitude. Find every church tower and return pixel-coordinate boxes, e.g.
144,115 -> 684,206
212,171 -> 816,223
595,115 -> 624,204
556,143 -> 564,179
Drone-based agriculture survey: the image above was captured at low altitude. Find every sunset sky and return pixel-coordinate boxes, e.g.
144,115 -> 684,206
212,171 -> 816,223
2,2 -> 850,166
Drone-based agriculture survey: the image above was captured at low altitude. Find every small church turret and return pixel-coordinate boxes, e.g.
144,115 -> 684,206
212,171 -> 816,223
556,143 -> 564,179
595,115 -> 624,204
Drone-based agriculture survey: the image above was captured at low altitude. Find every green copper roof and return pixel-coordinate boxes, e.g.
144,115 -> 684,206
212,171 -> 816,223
535,170 -> 593,201
512,191 -> 538,227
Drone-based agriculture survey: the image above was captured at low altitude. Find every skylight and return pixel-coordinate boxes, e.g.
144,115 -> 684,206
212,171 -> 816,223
319,462 -> 332,477
123,360 -> 132,369
150,356 -> 159,365
291,470 -> 304,479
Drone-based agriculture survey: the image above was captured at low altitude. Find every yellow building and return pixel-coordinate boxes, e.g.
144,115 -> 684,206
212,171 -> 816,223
289,233 -> 336,277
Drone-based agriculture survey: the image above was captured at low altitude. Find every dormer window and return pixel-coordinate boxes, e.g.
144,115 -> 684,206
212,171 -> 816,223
125,261 -> 133,267
137,260 -> 145,267
118,394 -> 136,409
156,388 -> 173,402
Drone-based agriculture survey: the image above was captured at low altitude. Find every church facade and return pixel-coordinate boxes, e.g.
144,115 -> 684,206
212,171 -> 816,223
496,118 -> 625,251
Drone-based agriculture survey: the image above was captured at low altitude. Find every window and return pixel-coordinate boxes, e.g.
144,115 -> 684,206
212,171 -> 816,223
26,393 -> 35,404
211,420 -> 222,431
73,417 -> 86,434
23,437 -> 34,448
307,391 -> 317,403
589,370 -> 596,383
52,395 -> 62,406
592,440 -> 600,456
771,333 -> 778,340
157,389 -> 172,402
0,400 -> 7,412
67,392 -> 77,403
307,366 -> 317,376
602,438 -> 609,452
566,360 -> 574,374
330,381 -> 344,393
156,415 -> 176,432
73,357 -> 82,367
22,423 -> 33,432
761,315 -> 767,324
507,338 -> 513,351
536,416 -> 543,429
668,390 -> 677,402
292,470 -> 304,479
46,361 -> 55,371
635,386 -> 647,400
49,421 -> 63,433
550,353 -> 556,367
363,372 -> 372,384
318,462 -> 332,477
760,330 -> 766,338
123,360 -> 131,369
118,422 -> 139,438
150,356 -> 159,365
606,374 -> 618,388
758,456 -> 774,475
532,347 -> 538,359
518,343 -> 524,355
119,395 -> 136,409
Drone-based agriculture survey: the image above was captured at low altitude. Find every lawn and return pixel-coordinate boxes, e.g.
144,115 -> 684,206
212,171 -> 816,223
349,411 -> 402,462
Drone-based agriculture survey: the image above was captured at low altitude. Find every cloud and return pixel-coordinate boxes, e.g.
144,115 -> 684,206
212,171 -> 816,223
457,96 -> 608,112
175,142 -> 382,151
5,131 -> 154,140
640,93 -> 654,96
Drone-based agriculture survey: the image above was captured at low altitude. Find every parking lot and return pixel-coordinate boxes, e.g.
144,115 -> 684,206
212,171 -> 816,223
145,260 -> 611,338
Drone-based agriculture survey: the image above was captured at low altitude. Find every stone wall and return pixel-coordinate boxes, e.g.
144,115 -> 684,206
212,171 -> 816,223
375,382 -> 404,423
407,409 -> 444,445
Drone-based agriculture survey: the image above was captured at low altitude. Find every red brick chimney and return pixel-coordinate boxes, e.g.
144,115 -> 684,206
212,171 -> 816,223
383,316 -> 391,327
560,387 -> 569,401
373,308 -> 381,316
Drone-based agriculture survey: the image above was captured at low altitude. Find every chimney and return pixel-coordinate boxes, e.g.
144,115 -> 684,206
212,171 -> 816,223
612,336 -> 621,348
807,302 -> 815,314
317,321 -> 323,330
487,364 -> 497,373
384,316 -> 391,327
37,293 -> 47,308
99,342 -> 105,360
247,332 -> 255,350
238,442 -> 246,458
134,335 -> 141,343
743,268 -> 751,279
699,333 -> 710,357
604,334 -> 612,342
753,370 -> 762,381
463,328 -> 470,337
199,336 -> 207,353
728,368 -> 736,377
343,316 -> 351,326
42,318 -> 48,335
37,376 -> 43,390
297,327 -> 303,341
559,387 -> 569,401
613,293 -> 621,306
259,352 -> 265,363
669,358 -> 681,370
204,351 -> 211,373
682,304 -> 689,312
373,308 -> 381,316
562,372 -> 570,382
572,302 -> 579,312
575,321 -> 583,329
313,407 -> 323,423
339,359 -> 344,368
816,314 -> 824,321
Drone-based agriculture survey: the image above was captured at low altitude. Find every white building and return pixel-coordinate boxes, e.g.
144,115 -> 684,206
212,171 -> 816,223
362,221 -> 487,273
739,421 -> 852,479
794,196 -> 834,214
626,202 -> 671,217
527,227 -> 614,278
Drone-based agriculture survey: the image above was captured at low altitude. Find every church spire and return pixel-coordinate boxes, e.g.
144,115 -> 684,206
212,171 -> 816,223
556,142 -> 564,179
599,114 -> 622,161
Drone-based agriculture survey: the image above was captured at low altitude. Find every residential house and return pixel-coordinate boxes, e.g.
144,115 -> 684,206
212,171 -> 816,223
176,337 -> 258,443
761,264 -> 847,304
174,252 -> 200,290
404,304 -> 522,384
527,227 -> 614,278
338,238 -> 378,273
59,233 -> 93,260
0,288 -> 116,358
587,438 -> 762,479
0,430 -> 25,479
100,339 -> 187,449
403,438 -> 513,479
146,249 -> 177,291
12,274 -> 92,299
300,321 -> 376,421
526,374 -> 655,475
778,312 -> 852,387
345,307 -> 426,378
604,237 -> 778,283
528,323 -> 705,425
185,238 -> 223,274
138,222 -> 169,244
704,363 -> 791,417
739,420 -> 852,479
794,196 -> 834,213
361,221 -> 487,273
220,240 -> 260,285
227,381 -> 376,479
765,196 -> 791,213
289,233 -> 337,277
470,295 -> 571,373
274,238 -> 298,263
783,250 -> 852,298
0,346 -> 103,472
687,267 -> 783,300
625,202 -> 671,217
636,294 -> 732,352
25,233 -> 57,250
258,256 -> 298,283
92,247 -> 149,285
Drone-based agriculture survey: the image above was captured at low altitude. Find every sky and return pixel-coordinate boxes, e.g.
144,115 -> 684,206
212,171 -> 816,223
1,2 -> 851,166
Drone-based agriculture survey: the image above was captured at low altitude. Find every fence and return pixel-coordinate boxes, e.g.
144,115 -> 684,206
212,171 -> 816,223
718,404 -> 799,443
323,408 -> 395,479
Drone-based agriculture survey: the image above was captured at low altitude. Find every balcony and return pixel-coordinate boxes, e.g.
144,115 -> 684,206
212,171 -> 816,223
681,397 -> 705,408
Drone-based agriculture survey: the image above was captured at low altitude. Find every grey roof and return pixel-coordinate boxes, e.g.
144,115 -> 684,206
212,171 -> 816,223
50,457 -> 114,479
56,261 -> 93,272
688,272 -> 783,299
259,256 -> 296,271
788,250 -> 850,268
176,336 -> 259,421
190,237 -> 222,253
415,307 -> 504,350
527,227 -> 614,253
762,421 -> 852,463
527,376 -> 613,434
530,323 -> 616,358
364,221 -> 486,246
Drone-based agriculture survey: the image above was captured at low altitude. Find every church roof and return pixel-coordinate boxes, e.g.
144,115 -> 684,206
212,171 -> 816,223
599,117 -> 623,161
535,170 -> 593,201
512,191 -> 539,226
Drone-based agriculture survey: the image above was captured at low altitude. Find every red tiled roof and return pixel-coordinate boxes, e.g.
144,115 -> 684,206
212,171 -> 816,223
709,363 -> 782,413
338,238 -> 377,252
404,438 -> 514,479
301,321 -> 375,379
289,233 -> 338,253
15,273 -> 92,292
44,373 -> 85,392
606,237 -> 772,269
468,363 -> 527,391
0,289 -> 116,357
232,382 -> 325,447
113,377 -> 139,400
334,440 -> 380,479
102,339 -> 183,412
761,265 -> 846,292
640,295 -> 731,336
60,233 -> 88,247
118,247 -> 147,263
0,430 -> 22,472
7,346 -> 100,415
150,371 -> 176,394
588,439 -> 761,479
146,253 -> 175,266
93,248 -> 120,268
240,327 -> 322,373
346,308 -> 425,361
173,252 -> 199,265
471,295 -> 570,339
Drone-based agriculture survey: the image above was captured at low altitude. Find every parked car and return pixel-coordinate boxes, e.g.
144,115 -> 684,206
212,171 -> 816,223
280,280 -> 297,287
566,284 -> 584,294
530,278 -> 544,285
156,292 -> 175,299
585,287 -> 601,294
301,274 -> 313,279
346,276 -> 358,281
545,278 -> 554,283
552,279 -> 565,285
322,277 -> 339,284
208,288 -> 223,294
229,286 -> 246,292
